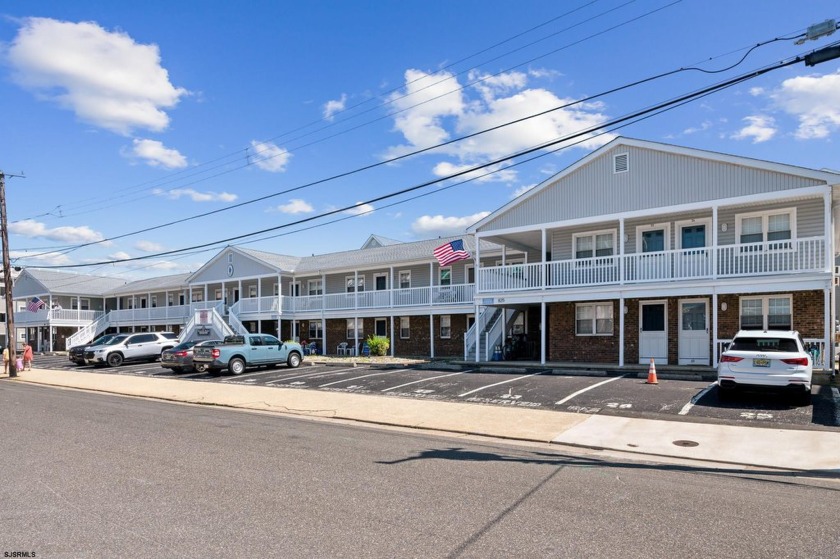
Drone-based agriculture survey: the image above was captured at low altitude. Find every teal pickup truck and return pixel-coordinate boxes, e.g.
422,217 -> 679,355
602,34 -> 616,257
192,334 -> 303,375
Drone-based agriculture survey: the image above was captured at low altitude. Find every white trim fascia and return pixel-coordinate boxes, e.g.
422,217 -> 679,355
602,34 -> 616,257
468,137 -> 835,234
473,185 -> 830,239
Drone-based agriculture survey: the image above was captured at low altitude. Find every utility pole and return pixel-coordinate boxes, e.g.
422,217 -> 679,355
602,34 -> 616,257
1,170 -> 23,377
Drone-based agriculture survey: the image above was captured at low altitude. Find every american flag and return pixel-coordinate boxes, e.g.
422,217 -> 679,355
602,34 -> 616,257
434,239 -> 471,267
26,297 -> 46,312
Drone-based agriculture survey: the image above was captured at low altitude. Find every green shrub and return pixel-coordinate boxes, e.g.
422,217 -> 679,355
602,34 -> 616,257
366,335 -> 389,356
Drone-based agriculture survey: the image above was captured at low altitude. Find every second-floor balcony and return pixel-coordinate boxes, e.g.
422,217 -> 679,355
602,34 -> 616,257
233,284 -> 476,317
478,237 -> 827,293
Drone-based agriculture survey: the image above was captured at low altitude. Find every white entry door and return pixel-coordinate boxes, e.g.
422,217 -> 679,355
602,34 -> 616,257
639,301 -> 668,364
678,299 -> 710,365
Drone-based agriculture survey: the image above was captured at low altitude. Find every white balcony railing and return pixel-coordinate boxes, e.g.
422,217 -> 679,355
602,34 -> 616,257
276,284 -> 476,315
107,304 -> 192,324
478,237 -> 826,293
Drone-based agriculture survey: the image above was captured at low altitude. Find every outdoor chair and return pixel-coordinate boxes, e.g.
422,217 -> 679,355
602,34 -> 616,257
336,342 -> 349,356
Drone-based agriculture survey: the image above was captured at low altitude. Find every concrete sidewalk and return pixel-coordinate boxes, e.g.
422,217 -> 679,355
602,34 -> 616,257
4,368 -> 839,473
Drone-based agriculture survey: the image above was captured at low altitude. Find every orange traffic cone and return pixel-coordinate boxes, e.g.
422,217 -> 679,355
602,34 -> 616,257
646,357 -> 658,384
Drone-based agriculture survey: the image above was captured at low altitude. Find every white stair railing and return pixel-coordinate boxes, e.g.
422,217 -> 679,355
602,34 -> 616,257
179,303 -> 233,341
67,312 -> 112,348
463,307 -> 503,360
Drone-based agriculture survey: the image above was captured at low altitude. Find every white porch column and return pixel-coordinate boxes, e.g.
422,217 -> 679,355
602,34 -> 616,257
712,290 -> 719,366
540,301 -> 546,365
354,316 -> 359,355
619,218 -> 625,284
257,280 -> 262,312
204,284 -> 208,304
475,304 -> 481,363
619,295 -> 625,367
429,313 -> 434,359
825,189 -> 832,272
389,266 -> 394,308
321,317 -> 326,356
429,262 -> 434,305
474,236 -> 481,292
390,315 -> 395,357
77,296 -> 81,321
238,279 -> 242,305
712,205 -> 719,279
541,228 -> 547,289
354,271 -> 358,311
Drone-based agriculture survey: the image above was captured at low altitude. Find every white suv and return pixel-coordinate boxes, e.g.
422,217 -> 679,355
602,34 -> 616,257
717,330 -> 812,403
85,332 -> 178,367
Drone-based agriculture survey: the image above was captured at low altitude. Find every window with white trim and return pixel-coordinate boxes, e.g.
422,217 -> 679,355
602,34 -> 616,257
439,267 -> 451,286
573,230 -> 615,260
248,285 -> 257,298
346,318 -> 363,339
151,295 -> 157,308
399,270 -> 411,289
346,276 -> 365,293
215,289 -> 223,301
309,322 -> 322,339
400,317 -> 410,339
739,295 -> 792,330
308,279 -> 323,296
440,315 -> 451,338
191,292 -> 203,302
575,303 -> 613,335
168,294 -> 174,306
737,209 -> 794,251
71,298 -> 91,311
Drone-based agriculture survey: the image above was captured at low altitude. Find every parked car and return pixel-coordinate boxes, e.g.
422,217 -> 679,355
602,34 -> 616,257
717,330 -> 812,403
85,332 -> 179,367
192,334 -> 303,375
68,334 -> 117,365
160,339 -> 223,373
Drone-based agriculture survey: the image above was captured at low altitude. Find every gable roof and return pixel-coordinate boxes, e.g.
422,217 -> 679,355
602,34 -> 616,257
105,273 -> 192,296
361,234 -> 403,249
469,136 -> 839,233
20,269 -> 126,296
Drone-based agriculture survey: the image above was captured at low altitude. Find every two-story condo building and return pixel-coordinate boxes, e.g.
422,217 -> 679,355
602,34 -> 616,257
13,236 -> 518,358
468,137 -> 839,369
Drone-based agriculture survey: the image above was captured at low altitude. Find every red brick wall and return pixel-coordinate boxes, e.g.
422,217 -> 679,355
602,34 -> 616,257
717,290 -> 824,339
547,301 -> 620,363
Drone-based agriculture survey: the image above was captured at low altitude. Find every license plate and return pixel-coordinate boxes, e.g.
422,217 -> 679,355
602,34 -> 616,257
752,358 -> 770,367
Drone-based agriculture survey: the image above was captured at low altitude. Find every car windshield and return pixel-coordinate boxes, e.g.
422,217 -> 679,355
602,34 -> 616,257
730,337 -> 799,352
196,340 -> 222,347
172,341 -> 197,351
104,335 -> 129,346
92,335 -> 114,345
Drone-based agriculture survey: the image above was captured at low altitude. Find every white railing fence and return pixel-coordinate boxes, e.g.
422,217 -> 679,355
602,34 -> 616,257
715,337 -> 829,370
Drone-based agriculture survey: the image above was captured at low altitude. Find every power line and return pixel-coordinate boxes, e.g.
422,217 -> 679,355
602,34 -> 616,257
28,52 -> 802,270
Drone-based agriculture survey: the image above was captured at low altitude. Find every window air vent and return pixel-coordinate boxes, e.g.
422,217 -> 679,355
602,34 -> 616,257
614,153 -> 629,173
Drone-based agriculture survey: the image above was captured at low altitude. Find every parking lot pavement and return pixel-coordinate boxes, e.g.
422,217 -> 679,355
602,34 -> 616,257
28,355 -> 840,430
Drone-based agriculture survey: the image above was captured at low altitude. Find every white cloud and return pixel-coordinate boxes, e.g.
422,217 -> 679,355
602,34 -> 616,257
128,138 -> 187,168
5,17 -> 188,135
152,188 -> 237,202
411,212 -> 491,237
250,140 -> 291,172
511,183 -> 536,199
384,68 -> 611,171
344,202 -> 375,216
682,120 -> 712,135
432,161 -> 517,183
731,115 -> 777,143
323,94 -> 347,121
770,70 -> 840,139
134,240 -> 164,252
9,219 -> 104,243
109,251 -> 132,261
10,250 -> 72,266
275,199 -> 314,214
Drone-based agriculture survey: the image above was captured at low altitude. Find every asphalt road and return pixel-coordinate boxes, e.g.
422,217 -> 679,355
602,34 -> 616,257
1,382 -> 838,558
34,354 -> 840,430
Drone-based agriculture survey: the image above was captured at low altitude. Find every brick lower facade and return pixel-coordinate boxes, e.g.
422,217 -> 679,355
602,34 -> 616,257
546,290 -> 825,365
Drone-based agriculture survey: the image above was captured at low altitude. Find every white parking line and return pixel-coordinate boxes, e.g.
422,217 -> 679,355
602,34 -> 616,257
265,367 -> 359,385
554,374 -> 626,405
678,382 -> 716,416
319,369 -> 408,388
458,371 -> 544,398
382,371 -> 466,392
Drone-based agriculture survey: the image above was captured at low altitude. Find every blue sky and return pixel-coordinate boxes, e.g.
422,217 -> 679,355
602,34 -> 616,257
1,1 -> 838,278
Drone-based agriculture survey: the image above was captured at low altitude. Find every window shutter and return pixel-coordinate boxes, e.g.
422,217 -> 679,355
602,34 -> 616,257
613,153 -> 629,173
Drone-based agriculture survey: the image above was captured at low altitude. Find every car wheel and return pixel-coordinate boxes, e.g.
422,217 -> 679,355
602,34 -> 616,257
107,353 -> 124,367
287,351 -> 301,369
229,358 -> 246,375
194,363 -> 207,373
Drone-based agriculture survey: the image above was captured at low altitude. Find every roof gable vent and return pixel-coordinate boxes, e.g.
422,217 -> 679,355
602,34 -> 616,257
613,153 -> 629,174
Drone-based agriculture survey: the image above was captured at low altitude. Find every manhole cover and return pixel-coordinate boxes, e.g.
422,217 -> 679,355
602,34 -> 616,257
672,440 -> 699,447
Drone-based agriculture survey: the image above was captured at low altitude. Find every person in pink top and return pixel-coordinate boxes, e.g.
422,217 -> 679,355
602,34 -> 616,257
23,342 -> 33,371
